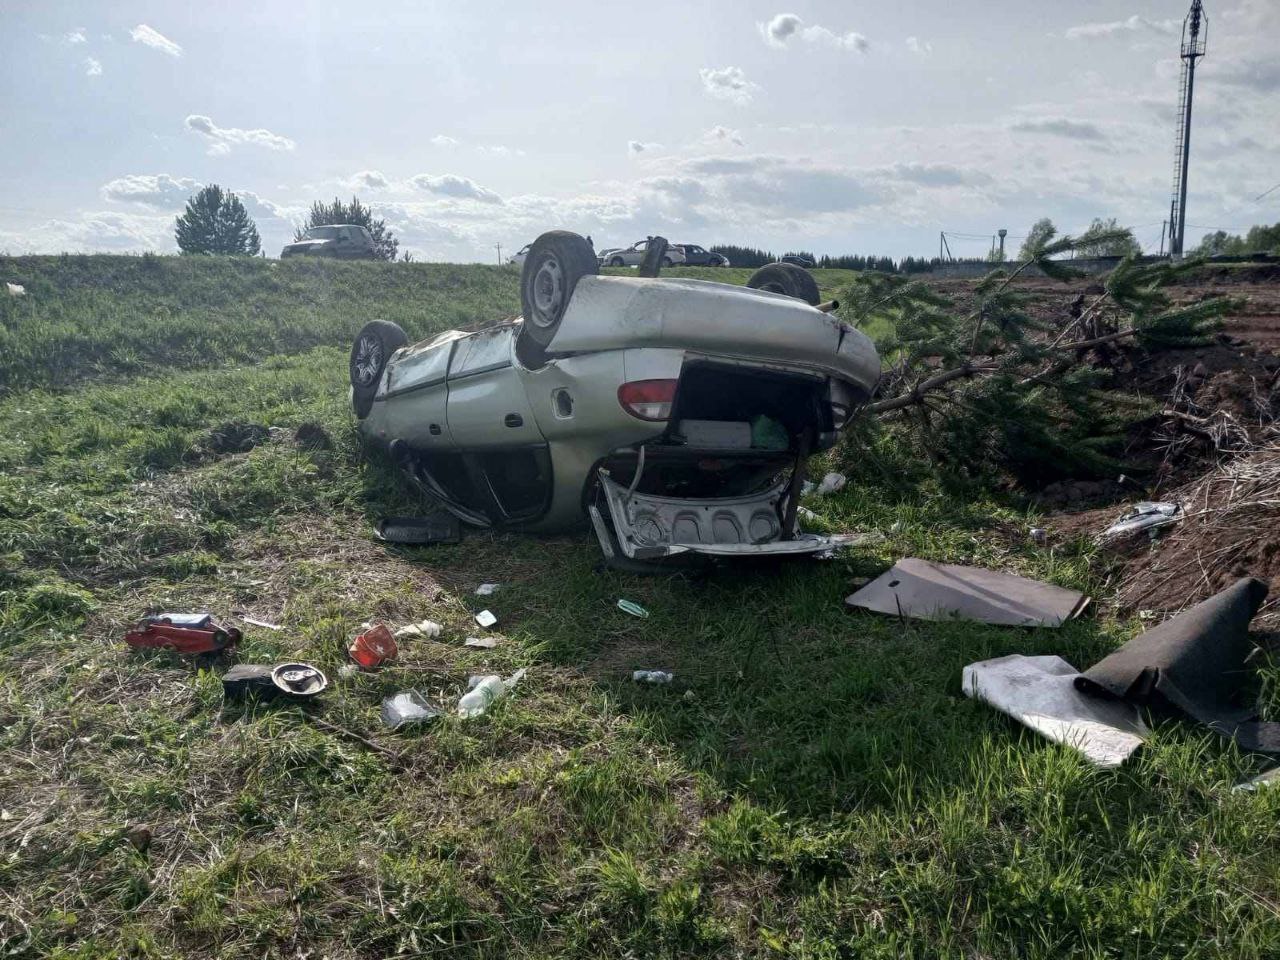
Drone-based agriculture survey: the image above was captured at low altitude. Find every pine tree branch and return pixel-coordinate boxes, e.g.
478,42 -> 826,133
865,362 -> 999,415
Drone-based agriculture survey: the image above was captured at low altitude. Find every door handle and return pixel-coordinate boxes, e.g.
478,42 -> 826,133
504,414 -> 523,428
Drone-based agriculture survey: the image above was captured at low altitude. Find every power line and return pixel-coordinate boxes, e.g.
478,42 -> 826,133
1255,182 -> 1280,203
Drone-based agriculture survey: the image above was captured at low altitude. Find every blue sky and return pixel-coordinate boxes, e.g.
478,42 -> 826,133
0,0 -> 1275,260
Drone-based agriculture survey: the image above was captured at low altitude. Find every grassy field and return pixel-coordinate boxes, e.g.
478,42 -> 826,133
2,255 -> 1279,958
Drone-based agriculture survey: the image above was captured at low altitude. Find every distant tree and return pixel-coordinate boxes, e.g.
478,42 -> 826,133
174,185 -> 261,256
710,244 -> 774,269
1192,223 -> 1280,258
1193,230 -> 1238,256
1018,218 -> 1057,261
296,196 -> 399,261
1074,218 -> 1142,258
1243,222 -> 1280,255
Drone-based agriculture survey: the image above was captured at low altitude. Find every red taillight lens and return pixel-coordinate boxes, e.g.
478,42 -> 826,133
617,379 -> 677,421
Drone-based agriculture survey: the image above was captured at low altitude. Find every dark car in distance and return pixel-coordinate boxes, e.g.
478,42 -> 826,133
281,224 -> 378,260
780,254 -> 816,269
673,243 -> 729,267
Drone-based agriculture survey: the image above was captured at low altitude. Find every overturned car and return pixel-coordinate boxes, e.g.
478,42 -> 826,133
349,231 -> 880,568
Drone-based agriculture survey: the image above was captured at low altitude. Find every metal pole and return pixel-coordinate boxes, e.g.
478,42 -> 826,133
495,242 -> 502,266
1172,2 -> 1204,258
1159,220 -> 1167,257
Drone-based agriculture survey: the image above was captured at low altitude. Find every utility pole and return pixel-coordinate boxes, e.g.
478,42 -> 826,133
495,242 -> 502,266
1168,1 -> 1207,258
1159,220 -> 1168,257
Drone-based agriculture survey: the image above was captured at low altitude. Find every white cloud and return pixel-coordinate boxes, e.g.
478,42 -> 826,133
704,125 -> 744,147
699,66 -> 759,104
628,140 -> 661,155
430,134 -> 459,146
760,13 -> 802,47
100,174 -> 201,207
408,173 -> 503,204
906,36 -> 933,55
83,57 -> 102,77
347,170 -> 390,190
476,144 -> 526,157
1009,117 -> 1107,141
759,14 -> 869,53
130,24 -> 182,57
1065,16 -> 1179,40
66,29 -> 87,44
184,114 -> 296,155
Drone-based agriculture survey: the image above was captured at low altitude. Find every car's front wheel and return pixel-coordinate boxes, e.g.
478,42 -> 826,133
609,256 -> 624,267
350,320 -> 407,419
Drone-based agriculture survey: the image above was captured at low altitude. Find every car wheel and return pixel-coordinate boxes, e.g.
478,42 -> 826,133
609,256 -> 624,268
662,257 -> 674,267
745,262 -> 821,306
350,319 -> 408,419
520,231 -> 599,349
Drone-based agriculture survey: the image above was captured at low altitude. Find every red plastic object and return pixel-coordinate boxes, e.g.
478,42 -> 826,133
124,614 -> 241,655
348,623 -> 398,669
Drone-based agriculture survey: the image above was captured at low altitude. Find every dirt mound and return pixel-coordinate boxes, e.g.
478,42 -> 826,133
1084,445 -> 1280,627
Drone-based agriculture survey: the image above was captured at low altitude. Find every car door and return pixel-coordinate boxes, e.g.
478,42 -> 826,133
622,240 -> 645,266
443,325 -> 554,525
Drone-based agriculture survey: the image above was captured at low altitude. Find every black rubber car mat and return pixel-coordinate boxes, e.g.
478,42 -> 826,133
1074,577 -> 1280,752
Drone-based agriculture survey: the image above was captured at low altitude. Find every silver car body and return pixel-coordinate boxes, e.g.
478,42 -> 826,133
357,275 -> 879,559
600,239 -> 687,268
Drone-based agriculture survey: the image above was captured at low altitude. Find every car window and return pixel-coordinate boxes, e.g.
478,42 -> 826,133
634,240 -> 648,250
449,325 -> 514,378
309,226 -> 340,240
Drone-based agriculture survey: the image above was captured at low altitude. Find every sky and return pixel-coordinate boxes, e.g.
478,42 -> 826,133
0,0 -> 1275,262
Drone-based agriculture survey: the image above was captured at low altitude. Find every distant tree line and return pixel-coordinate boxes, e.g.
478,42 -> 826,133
708,244 -> 937,274
1193,222 -> 1280,257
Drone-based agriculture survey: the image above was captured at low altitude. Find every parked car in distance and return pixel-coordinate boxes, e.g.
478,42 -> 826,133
600,239 -> 686,268
673,244 -> 729,267
781,254 -> 816,268
281,224 -> 378,260
508,243 -> 531,267
349,230 -> 879,569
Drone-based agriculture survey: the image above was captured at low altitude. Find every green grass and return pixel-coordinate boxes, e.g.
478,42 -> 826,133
2,255 -> 1279,958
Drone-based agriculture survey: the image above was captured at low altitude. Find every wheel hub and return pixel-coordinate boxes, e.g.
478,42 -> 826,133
530,256 -> 563,326
354,335 -> 383,385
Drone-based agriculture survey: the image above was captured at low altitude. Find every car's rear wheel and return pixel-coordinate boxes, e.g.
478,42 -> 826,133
662,256 -> 674,267
746,263 -> 821,306
350,320 -> 407,419
519,231 -> 598,350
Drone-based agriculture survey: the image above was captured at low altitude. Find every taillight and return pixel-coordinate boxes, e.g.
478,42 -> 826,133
617,379 -> 677,421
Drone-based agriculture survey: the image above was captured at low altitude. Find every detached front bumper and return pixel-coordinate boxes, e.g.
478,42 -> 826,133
590,471 -> 859,564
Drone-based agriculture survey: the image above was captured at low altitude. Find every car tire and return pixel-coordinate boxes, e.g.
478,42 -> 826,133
609,256 -> 624,268
520,231 -> 599,349
662,257 -> 674,267
350,319 -> 408,419
746,262 -> 821,306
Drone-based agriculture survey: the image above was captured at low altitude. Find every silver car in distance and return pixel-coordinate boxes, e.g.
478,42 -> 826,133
349,231 -> 880,569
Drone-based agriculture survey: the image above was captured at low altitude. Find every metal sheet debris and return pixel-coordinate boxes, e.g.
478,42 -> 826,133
475,609 -> 498,628
962,654 -> 1148,767
1075,577 -> 1279,752
845,558 -> 1089,627
1100,501 -> 1181,541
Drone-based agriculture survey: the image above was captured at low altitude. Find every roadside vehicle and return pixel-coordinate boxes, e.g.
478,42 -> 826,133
673,244 -> 729,266
601,238 -> 686,268
780,253 -> 816,268
281,224 -> 378,260
349,231 -> 879,567
508,243 -> 530,267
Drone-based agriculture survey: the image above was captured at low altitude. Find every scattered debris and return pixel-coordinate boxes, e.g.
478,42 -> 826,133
294,422 -> 333,451
222,664 -> 277,699
123,824 -> 152,853
457,668 -> 526,718
1100,501 -> 1181,542
125,612 -> 240,654
845,559 -> 1089,627
797,506 -> 819,522
381,690 -> 443,730
337,663 -> 359,679
238,614 -> 282,631
1029,527 -> 1048,545
394,619 -> 442,639
815,472 -> 848,496
271,662 -> 328,698
475,609 -> 498,629
963,654 -> 1148,767
205,421 -> 269,455
475,583 -> 500,596
1234,767 -> 1280,792
376,512 -> 462,545
617,599 -> 649,619
464,636 -> 498,649
632,670 -> 673,684
223,662 -> 328,700
1074,577 -> 1279,752
6,282 -> 25,297
348,623 -> 398,668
